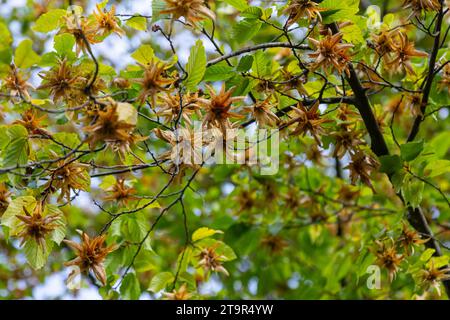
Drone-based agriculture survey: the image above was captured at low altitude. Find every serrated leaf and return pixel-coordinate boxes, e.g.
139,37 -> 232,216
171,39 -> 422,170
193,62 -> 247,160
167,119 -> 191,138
192,227 -> 223,242
341,23 -> 364,45
252,51 -> 271,77
45,204 -> 66,245
151,0 -> 170,23
3,125 -> 29,170
32,9 -> 66,33
232,19 -> 262,43
148,272 -> 174,292
184,40 -> 206,91
203,63 -> 234,82
23,239 -> 51,270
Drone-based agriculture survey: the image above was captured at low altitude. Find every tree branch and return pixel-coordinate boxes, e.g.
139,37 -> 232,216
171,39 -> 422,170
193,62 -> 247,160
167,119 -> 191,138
207,42 -> 310,67
329,22 -> 450,298
407,1 -> 445,142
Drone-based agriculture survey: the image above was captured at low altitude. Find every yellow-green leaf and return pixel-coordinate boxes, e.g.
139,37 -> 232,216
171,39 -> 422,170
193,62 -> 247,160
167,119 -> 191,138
14,39 -> 40,69
0,21 -> 12,51
126,16 -> 147,31
32,9 -> 66,33
1,196 -> 36,233
192,227 -> 223,242
148,272 -> 174,292
131,44 -> 155,65
184,40 -> 206,91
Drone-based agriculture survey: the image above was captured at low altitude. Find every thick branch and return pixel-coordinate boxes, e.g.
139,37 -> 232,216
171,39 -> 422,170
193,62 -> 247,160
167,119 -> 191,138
329,24 -> 389,157
329,22 -> 450,298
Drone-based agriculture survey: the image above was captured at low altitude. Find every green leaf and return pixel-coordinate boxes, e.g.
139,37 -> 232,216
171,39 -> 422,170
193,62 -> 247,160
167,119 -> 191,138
176,246 -> 193,275
215,241 -> 237,261
192,227 -> 223,242
126,16 -> 147,31
99,62 -> 117,77
236,55 -> 254,72
54,34 -> 75,57
429,256 -> 450,268
197,239 -> 237,261
391,170 -> 406,193
184,40 -> 206,91
0,21 -> 13,51
45,204 -> 66,245
123,212 -> 152,250
241,7 -> 263,19
32,9 -> 66,33
379,155 -> 402,175
420,248 -> 435,262
223,0 -> 249,11
1,196 -> 65,245
99,175 -> 117,190
426,132 -> 450,159
1,196 -> 36,232
131,44 -> 155,65
148,272 -> 174,292
319,0 -> 360,24
7,124 -> 28,140
23,239 -> 51,270
0,48 -> 12,65
226,75 -> 256,96
232,18 -> 262,43
3,125 -> 29,171
14,39 -> 40,69
252,51 -> 271,77
52,132 -> 81,149
401,176 -> 424,209
134,250 -> 157,272
151,0 -> 170,23
400,140 -> 424,162
341,23 -> 364,45
424,159 -> 450,178
39,52 -> 59,67
203,63 -> 234,82
120,273 -> 141,300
